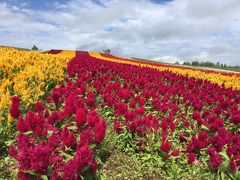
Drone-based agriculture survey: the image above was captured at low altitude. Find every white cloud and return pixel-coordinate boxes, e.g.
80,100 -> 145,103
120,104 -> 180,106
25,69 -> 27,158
0,0 -> 240,65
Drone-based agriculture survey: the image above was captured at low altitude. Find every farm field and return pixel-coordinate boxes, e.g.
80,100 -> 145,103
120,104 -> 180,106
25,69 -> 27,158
0,47 -> 240,179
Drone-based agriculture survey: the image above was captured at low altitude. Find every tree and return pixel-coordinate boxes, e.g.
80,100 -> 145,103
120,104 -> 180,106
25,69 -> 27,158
174,61 -> 180,65
191,61 -> 200,66
183,61 -> 191,66
103,49 -> 111,54
32,45 -> 39,51
216,61 -> 220,67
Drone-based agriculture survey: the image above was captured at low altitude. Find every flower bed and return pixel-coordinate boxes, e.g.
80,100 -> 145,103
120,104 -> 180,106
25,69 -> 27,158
9,51 -> 240,179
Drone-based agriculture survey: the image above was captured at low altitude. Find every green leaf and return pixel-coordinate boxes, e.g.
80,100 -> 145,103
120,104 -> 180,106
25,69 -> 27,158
153,142 -> 160,148
24,131 -> 32,135
68,125 -> 77,130
41,175 -> 48,180
104,111 -> 113,117
5,139 -> 15,146
47,165 -> 53,177
81,165 -> 90,173
60,151 -> 72,161
219,151 -> 230,162
220,171 -> 225,180
201,124 -> 209,131
47,130 -> 53,136
89,144 -> 96,149
21,170 -> 36,176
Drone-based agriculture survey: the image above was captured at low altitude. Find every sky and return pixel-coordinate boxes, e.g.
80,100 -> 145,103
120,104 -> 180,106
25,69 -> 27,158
0,0 -> 240,65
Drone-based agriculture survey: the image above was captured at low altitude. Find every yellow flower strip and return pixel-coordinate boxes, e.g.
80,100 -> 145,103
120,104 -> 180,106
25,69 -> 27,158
0,47 -> 75,122
89,52 -> 240,90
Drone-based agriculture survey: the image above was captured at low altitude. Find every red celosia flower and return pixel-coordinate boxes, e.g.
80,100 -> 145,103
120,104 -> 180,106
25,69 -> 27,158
192,112 -> 201,120
87,110 -> 100,128
161,119 -> 168,131
50,168 -> 59,180
94,120 -> 107,144
160,139 -> 172,153
17,116 -> 28,132
17,172 -> 35,180
64,95 -> 75,117
76,108 -> 87,127
187,141 -> 194,153
209,153 -> 222,169
206,147 -> 216,156
169,122 -> 176,132
183,120 -> 190,128
64,132 -> 77,147
129,99 -> 136,108
86,91 -> 95,108
114,119 -> 123,133
179,133 -> 188,142
171,150 -> 180,156
187,153 -> 196,165
62,158 -> 78,179
78,128 -> 93,147
128,120 -> 137,133
9,145 -> 18,159
229,158 -> 237,172
48,133 -> 60,148
30,144 -> 52,174
209,117 -> 224,132
16,133 -> 33,149
230,113 -> 240,125
9,96 -> 21,118
11,95 -> 20,105
124,111 -> 136,122
34,102 -> 45,113
114,102 -> 127,115
89,161 -> 98,174
47,111 -> 58,124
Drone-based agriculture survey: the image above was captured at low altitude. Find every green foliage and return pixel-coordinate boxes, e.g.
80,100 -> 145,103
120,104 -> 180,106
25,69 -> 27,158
0,156 -> 17,179
31,45 -> 39,51
103,49 -> 111,54
0,122 -> 16,157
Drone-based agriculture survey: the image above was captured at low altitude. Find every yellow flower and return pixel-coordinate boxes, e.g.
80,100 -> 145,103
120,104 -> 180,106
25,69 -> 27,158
8,113 -> 13,123
0,47 -> 75,123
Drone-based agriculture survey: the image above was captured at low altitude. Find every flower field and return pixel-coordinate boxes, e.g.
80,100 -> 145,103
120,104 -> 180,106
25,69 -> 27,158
0,48 -> 240,179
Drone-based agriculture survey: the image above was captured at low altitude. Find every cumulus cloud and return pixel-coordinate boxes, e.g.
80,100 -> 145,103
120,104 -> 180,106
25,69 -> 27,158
0,0 -> 240,65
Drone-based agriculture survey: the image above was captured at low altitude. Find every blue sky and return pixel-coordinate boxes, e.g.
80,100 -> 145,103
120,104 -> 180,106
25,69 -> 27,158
1,0 -> 240,65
